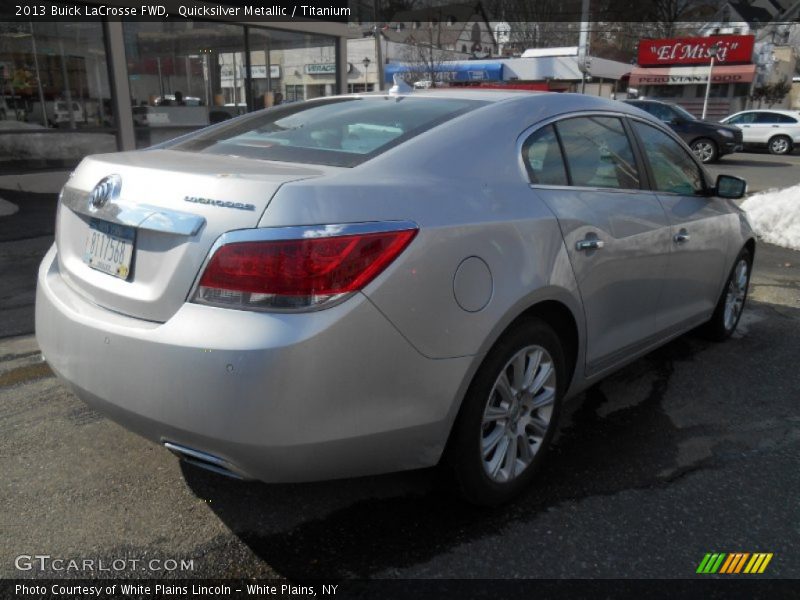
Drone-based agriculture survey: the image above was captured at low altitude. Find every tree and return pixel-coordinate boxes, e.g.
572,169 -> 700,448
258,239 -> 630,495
398,23 -> 459,86
750,80 -> 792,108
496,0 -> 583,52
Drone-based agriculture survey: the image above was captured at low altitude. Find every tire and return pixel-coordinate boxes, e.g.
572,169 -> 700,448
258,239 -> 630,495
768,135 -> 792,155
702,248 -> 752,341
690,138 -> 718,163
445,317 -> 566,505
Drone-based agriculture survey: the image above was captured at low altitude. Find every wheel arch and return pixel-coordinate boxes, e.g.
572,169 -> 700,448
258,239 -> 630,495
440,295 -> 582,468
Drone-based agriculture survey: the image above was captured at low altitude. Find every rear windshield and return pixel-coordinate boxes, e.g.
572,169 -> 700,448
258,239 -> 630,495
166,96 -> 487,167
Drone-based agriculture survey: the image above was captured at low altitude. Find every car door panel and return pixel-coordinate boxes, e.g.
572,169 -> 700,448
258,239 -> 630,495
523,116 -> 672,374
535,187 -> 671,371
630,119 -> 734,332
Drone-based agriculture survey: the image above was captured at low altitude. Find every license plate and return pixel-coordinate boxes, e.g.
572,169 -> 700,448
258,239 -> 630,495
83,219 -> 135,280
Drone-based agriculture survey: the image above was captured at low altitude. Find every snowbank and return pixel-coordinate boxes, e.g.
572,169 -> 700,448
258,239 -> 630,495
741,184 -> 800,252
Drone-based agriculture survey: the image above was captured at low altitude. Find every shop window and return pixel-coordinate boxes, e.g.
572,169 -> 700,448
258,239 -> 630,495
0,21 -> 115,178
248,28 -> 337,111
123,21 -> 247,148
649,85 -> 683,98
694,84 -> 729,98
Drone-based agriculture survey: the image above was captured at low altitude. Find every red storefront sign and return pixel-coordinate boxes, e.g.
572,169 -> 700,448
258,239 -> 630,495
638,35 -> 754,67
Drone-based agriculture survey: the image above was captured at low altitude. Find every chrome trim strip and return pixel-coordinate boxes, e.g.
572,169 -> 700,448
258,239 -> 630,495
186,220 -> 419,312
61,187 -> 206,236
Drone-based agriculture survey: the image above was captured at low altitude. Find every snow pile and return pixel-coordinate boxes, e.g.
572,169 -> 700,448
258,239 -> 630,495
741,183 -> 800,251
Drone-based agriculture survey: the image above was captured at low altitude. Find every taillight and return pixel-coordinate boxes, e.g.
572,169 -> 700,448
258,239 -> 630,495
192,226 -> 417,311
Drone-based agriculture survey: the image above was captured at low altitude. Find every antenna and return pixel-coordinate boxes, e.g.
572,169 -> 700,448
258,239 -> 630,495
389,74 -> 413,95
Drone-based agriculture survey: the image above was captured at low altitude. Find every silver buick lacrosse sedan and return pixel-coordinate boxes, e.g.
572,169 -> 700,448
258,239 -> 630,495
36,90 -> 754,504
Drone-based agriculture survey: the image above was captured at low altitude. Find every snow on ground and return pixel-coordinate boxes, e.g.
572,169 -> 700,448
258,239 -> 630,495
741,183 -> 800,252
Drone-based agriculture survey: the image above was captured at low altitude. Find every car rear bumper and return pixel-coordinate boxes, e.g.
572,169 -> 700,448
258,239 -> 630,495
35,244 -> 473,482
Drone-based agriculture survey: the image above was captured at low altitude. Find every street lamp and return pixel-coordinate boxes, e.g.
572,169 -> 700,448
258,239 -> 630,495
362,57 -> 371,92
701,42 -> 722,120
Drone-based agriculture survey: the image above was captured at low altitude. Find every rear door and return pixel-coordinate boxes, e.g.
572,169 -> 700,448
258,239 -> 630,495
524,115 -> 672,375
629,119 -> 734,331
747,112 -> 778,144
724,111 -> 757,143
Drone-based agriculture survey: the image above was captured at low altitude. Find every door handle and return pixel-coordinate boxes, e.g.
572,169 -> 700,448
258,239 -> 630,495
771,125 -> 779,128
576,238 -> 605,251
674,230 -> 691,243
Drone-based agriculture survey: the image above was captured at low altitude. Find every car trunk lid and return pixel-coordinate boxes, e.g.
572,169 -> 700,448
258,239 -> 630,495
56,149 -> 336,322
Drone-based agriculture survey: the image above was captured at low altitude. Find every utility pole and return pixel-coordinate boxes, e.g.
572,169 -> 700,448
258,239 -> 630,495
578,0 -> 590,94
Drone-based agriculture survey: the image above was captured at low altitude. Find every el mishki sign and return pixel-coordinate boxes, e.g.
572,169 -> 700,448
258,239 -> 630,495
638,35 -> 754,67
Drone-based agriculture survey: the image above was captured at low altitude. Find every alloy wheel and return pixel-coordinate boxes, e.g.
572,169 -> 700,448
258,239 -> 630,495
724,258 -> 749,331
770,137 -> 790,155
691,140 -> 716,163
481,345 -> 556,483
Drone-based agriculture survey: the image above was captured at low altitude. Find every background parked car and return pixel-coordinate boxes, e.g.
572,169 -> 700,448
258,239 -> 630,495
623,99 -> 742,164
27,100 -> 85,128
721,109 -> 800,155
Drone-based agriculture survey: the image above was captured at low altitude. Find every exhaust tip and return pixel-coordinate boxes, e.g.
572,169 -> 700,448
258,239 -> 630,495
163,441 -> 249,481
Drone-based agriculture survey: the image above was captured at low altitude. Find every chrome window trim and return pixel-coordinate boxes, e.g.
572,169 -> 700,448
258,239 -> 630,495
516,110 -> 648,194
186,220 -> 419,313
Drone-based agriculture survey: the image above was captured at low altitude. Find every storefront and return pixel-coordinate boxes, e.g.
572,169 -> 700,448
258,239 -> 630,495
0,19 -> 349,191
629,34 -> 756,119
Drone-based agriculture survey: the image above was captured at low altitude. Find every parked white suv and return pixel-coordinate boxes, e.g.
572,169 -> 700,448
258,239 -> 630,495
721,109 -> 800,155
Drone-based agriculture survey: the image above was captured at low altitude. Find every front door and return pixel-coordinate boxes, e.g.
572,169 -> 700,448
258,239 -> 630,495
522,116 -> 672,375
630,120 -> 734,332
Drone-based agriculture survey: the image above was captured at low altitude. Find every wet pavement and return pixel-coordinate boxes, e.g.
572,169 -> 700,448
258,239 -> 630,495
2,265 -> 799,579
1,159 -> 799,582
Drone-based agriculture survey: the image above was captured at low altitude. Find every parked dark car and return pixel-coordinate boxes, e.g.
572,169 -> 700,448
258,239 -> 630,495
623,99 -> 743,163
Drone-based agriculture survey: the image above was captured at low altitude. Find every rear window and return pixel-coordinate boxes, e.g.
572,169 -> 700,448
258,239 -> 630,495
167,96 -> 488,167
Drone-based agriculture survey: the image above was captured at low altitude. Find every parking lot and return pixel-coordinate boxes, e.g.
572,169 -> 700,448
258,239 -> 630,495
1,151 -> 799,582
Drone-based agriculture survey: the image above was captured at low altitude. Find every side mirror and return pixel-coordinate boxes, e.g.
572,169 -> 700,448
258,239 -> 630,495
670,117 -> 684,125
715,174 -> 747,199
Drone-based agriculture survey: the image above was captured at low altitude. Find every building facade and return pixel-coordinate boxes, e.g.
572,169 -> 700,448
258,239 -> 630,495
0,20 -> 350,192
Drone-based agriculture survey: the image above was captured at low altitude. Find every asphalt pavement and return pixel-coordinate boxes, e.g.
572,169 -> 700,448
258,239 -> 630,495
1,153 -> 799,584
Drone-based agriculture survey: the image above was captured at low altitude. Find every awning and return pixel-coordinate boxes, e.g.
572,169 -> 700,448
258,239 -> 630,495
629,64 -> 756,86
384,61 -> 503,84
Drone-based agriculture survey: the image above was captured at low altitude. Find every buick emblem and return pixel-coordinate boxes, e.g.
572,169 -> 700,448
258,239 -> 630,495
89,175 -> 121,210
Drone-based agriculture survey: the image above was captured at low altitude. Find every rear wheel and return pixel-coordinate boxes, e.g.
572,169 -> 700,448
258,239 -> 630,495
702,248 -> 752,341
768,135 -> 792,155
691,138 -> 718,163
445,318 -> 565,505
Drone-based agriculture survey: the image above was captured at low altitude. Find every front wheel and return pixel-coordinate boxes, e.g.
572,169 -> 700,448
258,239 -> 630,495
768,135 -> 792,155
702,248 -> 752,341
445,318 -> 566,505
691,138 -> 718,163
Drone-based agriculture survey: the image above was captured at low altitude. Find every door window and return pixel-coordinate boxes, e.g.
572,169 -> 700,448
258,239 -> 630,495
521,124 -> 568,186
555,116 -> 640,190
632,121 -> 704,195
726,113 -> 756,125
754,112 -> 780,124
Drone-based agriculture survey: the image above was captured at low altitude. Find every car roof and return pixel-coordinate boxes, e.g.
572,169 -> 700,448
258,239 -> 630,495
342,89 -> 552,103
623,99 -> 673,106
311,90 -> 660,119
729,108 -> 800,116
